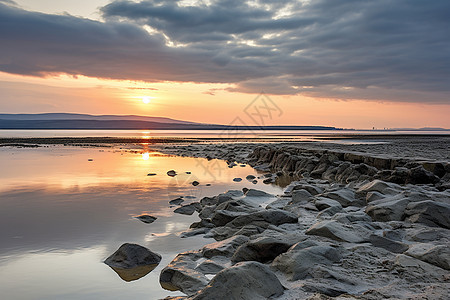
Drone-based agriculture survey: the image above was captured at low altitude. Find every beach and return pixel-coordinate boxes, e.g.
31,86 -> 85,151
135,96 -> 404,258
0,133 -> 449,299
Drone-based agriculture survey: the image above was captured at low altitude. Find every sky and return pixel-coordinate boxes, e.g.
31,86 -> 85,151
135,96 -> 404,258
0,0 -> 449,129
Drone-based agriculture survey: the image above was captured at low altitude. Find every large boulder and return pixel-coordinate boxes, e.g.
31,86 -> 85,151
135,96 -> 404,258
406,166 -> 440,184
356,180 -> 402,197
314,198 -> 343,211
405,200 -> 450,229
272,245 -> 342,280
104,243 -> 161,269
104,243 -> 162,282
305,220 -> 371,243
160,252 -> 209,296
321,189 -> 362,207
211,210 -> 248,227
190,262 -> 285,300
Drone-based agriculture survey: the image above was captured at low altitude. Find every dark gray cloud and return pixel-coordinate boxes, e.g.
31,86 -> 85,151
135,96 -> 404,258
1,0 -> 450,103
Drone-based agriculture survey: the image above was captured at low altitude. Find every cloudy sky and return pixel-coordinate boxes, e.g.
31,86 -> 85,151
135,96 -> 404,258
1,0 -> 449,128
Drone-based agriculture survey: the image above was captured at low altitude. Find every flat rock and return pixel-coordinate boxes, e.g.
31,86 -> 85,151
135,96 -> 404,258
305,220 -> 371,243
405,200 -> 450,229
291,189 -> 313,204
405,243 -> 450,270
104,243 -> 162,269
272,245 -> 342,280
369,234 -> 409,253
190,261 -> 284,300
135,214 -> 157,224
245,189 -> 272,197
202,235 -> 250,258
321,189 -> 362,207
174,203 -> 202,215
227,209 -> 298,229
315,198 -> 343,211
365,198 -> 410,222
169,197 -> 184,205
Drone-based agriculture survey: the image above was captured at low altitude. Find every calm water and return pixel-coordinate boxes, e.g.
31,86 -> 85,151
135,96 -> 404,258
1,129 -> 448,139
0,145 -> 284,300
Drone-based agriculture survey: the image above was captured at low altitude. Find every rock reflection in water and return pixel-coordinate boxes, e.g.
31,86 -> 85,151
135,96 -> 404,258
109,264 -> 159,282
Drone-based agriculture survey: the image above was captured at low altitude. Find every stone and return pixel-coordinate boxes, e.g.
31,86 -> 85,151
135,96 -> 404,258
190,262 -> 284,300
321,189 -> 362,207
104,243 -> 162,269
233,178 -> 242,182
246,175 -> 256,180
169,197 -> 184,205
291,189 -> 313,204
147,173 -> 157,176
405,243 -> 450,270
202,235 -> 250,258
174,203 -> 202,215
135,214 -> 157,224
272,245 -> 342,280
160,252 -> 209,296
231,235 -> 302,263
305,220 -> 371,243
365,198 -> 410,222
192,181 -> 200,186
369,234 -> 408,253
104,243 -> 161,281
195,258 -> 227,275
406,166 -> 440,184
315,198 -> 343,211
317,206 -> 343,218
356,180 -> 402,196
227,209 -> 298,229
167,170 -> 177,177
405,200 -> 450,229
211,210 -> 248,227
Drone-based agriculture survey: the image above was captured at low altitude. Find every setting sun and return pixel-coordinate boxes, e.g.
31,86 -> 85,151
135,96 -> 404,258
142,96 -> 151,104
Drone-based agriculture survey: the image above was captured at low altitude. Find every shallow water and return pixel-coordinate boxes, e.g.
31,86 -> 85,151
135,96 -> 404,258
0,146 -> 284,300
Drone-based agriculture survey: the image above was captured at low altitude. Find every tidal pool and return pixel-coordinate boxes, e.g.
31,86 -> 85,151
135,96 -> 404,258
0,145 -> 284,300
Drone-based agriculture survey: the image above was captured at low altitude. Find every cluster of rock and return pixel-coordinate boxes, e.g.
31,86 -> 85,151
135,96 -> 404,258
248,146 -> 449,190
156,144 -> 449,299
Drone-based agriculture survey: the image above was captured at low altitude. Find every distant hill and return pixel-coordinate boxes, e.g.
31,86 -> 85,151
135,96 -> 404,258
0,113 -> 341,130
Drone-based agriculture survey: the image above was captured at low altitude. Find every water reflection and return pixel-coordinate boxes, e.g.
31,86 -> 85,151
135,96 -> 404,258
0,145 -> 284,299
109,264 -> 159,282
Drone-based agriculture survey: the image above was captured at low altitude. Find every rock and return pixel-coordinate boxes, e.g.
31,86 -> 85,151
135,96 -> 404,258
179,228 -> 210,238
202,235 -> 250,258
291,189 -> 313,204
147,173 -> 157,176
365,198 -> 410,222
394,254 -> 449,280
246,175 -> 256,180
233,178 -> 242,182
135,214 -> 157,224
292,184 -> 324,195
263,178 -> 274,184
245,189 -> 272,197
272,245 -> 342,280
174,203 -> 202,215
406,166 -> 440,184
104,243 -> 162,269
104,243 -> 161,281
160,252 -> 209,296
167,170 -> 177,177
169,197 -> 184,205
192,181 -> 200,186
321,189 -> 362,207
195,257 -> 227,275
227,209 -> 298,229
317,205 -> 343,218
200,196 -> 217,206
314,198 -> 343,211
190,262 -> 284,300
356,180 -> 402,196
405,200 -> 450,229
369,234 -> 408,253
231,235 -> 303,263
211,210 -> 248,227
305,220 -> 371,243
405,243 -> 450,270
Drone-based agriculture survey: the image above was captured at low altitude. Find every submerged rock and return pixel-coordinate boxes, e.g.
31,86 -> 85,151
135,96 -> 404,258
169,197 -> 184,206
167,170 -> 177,177
174,203 -> 202,215
135,214 -> 157,224
233,178 -> 242,182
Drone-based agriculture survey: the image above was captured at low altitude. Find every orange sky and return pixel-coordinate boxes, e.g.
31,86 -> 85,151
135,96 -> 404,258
1,72 -> 449,129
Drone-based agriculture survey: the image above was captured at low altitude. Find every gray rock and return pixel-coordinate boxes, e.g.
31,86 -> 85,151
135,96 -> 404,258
179,228 -> 210,238
190,261 -> 284,300
200,196 -> 217,206
405,243 -> 450,270
369,234 -> 409,253
394,254 -> 449,281
104,243 -> 161,269
169,197 -> 184,205
167,170 -> 177,177
317,205 -> 343,218
135,214 -> 157,224
160,252 -> 209,296
174,203 -> 202,215
246,175 -> 256,180
356,180 -> 402,196
231,235 -> 303,263
366,198 -> 410,222
232,177 -> 242,182
272,245 -> 342,280
195,258 -> 227,275
227,209 -> 298,229
314,198 -> 343,211
321,189 -> 362,207
305,220 -> 371,243
211,210 -> 248,227
202,235 -> 250,258
405,200 -> 450,229
291,189 -> 313,204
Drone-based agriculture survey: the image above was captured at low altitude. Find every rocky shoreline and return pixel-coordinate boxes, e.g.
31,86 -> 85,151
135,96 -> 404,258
154,141 -> 449,299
